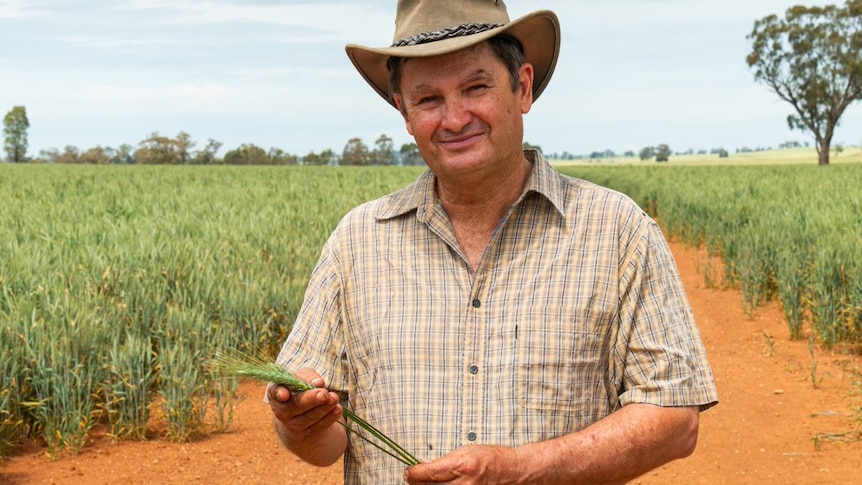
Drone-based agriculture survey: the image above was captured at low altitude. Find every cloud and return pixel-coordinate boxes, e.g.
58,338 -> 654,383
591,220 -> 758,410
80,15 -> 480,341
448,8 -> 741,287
266,33 -> 346,45
73,83 -> 239,106
534,0 -> 836,32
113,0 -> 392,44
0,0 -> 53,19
51,35 -> 184,49
230,66 -> 352,79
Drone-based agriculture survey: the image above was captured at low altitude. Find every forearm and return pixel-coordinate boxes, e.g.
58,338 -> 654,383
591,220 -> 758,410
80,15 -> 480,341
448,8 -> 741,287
517,404 -> 699,484
272,414 -> 348,467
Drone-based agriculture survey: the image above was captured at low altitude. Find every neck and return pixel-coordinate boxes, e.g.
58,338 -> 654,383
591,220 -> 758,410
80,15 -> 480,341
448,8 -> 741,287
435,154 -> 533,272
436,154 -> 533,229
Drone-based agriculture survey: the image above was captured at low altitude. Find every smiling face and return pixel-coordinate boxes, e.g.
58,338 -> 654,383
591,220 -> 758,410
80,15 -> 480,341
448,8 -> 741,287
393,41 -> 534,184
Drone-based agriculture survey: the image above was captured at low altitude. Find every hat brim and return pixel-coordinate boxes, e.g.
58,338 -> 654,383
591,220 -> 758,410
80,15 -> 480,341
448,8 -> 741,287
345,10 -> 560,108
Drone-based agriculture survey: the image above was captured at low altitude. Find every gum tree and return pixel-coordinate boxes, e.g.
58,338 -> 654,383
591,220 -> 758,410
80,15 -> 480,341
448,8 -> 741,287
3,106 -> 29,163
747,1 -> 862,165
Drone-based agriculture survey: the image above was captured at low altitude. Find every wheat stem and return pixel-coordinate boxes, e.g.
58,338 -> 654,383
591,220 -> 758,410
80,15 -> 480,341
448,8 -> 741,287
210,348 -> 420,466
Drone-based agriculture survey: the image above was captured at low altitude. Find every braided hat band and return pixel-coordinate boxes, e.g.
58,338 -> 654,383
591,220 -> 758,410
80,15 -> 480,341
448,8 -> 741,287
391,23 -> 504,48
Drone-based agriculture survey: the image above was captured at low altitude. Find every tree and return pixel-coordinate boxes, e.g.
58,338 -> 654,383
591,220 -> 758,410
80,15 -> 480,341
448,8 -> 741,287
833,142 -> 845,157
747,1 -> 862,165
400,143 -> 423,166
321,149 -> 336,165
80,146 -> 112,164
223,143 -> 268,165
268,147 -> 298,165
136,132 -> 178,164
655,144 -> 671,162
302,149 -> 335,166
3,106 -> 29,163
192,139 -> 222,165
639,146 -> 655,161
372,134 -> 394,165
174,131 -> 196,164
342,137 -> 369,166
303,150 -> 326,166
40,146 -> 80,164
112,144 -> 136,164
523,141 -> 543,154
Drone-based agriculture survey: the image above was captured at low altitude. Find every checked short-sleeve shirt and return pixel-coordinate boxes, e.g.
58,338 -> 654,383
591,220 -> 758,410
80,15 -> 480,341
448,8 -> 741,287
275,151 -> 718,485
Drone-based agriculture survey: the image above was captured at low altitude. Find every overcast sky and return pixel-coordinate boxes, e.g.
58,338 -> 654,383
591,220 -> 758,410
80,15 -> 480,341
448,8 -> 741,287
2,0 -> 860,158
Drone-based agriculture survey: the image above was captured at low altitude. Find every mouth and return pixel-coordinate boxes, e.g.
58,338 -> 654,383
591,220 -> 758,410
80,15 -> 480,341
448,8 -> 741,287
437,132 -> 484,151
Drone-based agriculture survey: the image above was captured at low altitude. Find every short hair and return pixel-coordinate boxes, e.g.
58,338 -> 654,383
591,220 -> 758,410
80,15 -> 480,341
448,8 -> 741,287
388,35 -> 525,111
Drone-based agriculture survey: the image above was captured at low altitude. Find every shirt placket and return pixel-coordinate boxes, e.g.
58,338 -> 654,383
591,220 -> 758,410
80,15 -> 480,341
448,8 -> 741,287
461,272 -> 489,446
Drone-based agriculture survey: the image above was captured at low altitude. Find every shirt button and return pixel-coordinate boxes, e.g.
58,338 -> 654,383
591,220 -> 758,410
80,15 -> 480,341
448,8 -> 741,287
469,365 -> 479,375
471,298 -> 481,308
467,432 -> 477,442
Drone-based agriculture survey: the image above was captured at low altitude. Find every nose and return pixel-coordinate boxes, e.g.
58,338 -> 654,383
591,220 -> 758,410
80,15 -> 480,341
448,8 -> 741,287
439,95 -> 472,133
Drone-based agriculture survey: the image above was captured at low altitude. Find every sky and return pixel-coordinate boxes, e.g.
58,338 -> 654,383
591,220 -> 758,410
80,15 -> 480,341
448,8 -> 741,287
2,0 -> 861,159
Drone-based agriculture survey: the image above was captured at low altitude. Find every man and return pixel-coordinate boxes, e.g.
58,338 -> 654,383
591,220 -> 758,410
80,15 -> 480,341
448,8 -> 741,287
267,1 -> 718,483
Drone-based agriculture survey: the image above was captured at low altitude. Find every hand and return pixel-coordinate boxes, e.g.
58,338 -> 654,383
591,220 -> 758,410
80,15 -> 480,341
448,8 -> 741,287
403,445 -> 524,484
266,368 -> 342,443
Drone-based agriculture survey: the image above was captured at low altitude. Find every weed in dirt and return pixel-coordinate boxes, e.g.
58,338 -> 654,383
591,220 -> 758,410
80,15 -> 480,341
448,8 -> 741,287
695,254 -> 720,289
762,333 -> 775,357
809,335 -> 823,389
811,364 -> 862,449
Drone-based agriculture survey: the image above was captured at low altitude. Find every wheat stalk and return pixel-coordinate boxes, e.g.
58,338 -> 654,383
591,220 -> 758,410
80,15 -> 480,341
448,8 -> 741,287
210,348 -> 420,466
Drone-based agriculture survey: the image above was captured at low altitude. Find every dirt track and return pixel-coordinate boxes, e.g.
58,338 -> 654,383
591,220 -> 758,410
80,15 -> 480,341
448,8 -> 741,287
1,241 -> 860,484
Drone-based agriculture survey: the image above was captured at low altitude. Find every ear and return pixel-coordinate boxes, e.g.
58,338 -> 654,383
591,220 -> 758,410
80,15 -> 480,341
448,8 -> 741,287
518,63 -> 534,114
393,94 -> 415,136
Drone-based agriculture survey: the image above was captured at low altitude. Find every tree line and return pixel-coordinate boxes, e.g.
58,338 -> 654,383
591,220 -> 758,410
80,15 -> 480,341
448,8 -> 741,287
2,110 -> 427,166
2,107 -> 549,166
34,132 -> 425,166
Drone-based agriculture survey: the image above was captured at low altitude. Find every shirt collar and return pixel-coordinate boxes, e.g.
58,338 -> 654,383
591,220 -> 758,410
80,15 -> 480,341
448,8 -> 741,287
374,150 -> 567,222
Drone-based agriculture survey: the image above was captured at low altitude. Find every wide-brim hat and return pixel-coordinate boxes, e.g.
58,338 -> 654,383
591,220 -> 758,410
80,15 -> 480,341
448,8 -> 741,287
345,0 -> 561,108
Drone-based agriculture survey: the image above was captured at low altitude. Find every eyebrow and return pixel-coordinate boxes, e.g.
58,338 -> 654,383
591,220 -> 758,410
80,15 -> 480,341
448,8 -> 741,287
462,68 -> 495,85
407,68 -> 496,101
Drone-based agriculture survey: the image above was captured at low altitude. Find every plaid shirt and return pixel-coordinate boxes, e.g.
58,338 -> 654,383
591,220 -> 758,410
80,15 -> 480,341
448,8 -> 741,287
276,151 -> 718,484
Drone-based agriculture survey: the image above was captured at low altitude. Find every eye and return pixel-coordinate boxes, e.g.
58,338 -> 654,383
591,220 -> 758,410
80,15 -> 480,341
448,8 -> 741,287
415,95 -> 440,107
466,84 -> 488,95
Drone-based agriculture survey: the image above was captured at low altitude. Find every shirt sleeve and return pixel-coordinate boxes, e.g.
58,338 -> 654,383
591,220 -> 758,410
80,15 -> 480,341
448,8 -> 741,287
272,238 -> 349,397
612,218 -> 718,411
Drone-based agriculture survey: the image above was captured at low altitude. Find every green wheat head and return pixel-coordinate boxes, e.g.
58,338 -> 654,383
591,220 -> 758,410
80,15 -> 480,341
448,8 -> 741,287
209,347 -> 420,466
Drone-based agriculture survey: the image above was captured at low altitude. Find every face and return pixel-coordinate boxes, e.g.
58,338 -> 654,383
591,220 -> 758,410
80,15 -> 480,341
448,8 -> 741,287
393,42 -> 533,181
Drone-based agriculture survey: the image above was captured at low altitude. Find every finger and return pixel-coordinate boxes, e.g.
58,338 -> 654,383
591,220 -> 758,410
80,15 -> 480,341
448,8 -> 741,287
294,401 -> 344,436
266,383 -> 292,403
294,367 -> 326,388
404,462 -> 456,483
280,389 -> 342,433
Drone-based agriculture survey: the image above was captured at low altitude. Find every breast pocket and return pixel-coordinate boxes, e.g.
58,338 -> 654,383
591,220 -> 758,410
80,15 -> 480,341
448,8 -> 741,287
515,309 -> 611,414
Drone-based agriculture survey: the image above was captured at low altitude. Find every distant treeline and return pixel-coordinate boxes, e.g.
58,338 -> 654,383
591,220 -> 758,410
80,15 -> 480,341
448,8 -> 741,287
29,132 -> 427,166
550,141 -> 814,162
12,126 -> 816,167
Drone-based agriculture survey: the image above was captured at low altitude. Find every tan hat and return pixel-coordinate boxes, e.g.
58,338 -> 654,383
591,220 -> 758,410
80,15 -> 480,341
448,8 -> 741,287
345,0 -> 561,108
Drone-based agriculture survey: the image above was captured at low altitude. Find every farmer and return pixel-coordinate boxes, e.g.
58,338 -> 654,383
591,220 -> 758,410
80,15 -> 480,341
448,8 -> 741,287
266,1 -> 718,483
